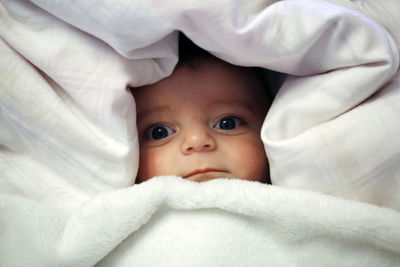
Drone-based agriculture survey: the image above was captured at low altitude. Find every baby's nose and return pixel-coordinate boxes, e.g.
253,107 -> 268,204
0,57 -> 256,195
181,126 -> 216,154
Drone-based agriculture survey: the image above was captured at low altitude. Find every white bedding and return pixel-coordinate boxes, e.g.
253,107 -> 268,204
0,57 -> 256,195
2,177 -> 400,266
1,0 -> 400,266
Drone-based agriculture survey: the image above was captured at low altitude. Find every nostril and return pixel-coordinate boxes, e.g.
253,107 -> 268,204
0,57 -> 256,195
203,143 -> 215,151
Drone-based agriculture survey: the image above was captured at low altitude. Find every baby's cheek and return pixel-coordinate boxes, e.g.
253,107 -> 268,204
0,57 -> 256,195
234,138 -> 268,181
235,136 -> 265,158
139,148 -> 175,180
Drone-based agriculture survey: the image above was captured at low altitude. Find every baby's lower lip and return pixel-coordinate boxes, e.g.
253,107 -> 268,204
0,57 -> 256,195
184,169 -> 226,181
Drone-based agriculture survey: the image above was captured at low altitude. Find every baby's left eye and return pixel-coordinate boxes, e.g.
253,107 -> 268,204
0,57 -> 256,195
214,116 -> 242,130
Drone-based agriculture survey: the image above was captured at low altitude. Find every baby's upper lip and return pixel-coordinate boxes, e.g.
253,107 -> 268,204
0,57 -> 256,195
183,168 -> 225,178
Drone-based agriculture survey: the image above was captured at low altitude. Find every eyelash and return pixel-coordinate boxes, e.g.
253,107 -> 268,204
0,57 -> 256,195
144,123 -> 176,140
143,115 -> 246,141
213,116 -> 244,130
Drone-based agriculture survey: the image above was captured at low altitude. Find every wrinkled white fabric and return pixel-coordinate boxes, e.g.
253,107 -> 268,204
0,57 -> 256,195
261,0 -> 400,210
0,0 -> 178,210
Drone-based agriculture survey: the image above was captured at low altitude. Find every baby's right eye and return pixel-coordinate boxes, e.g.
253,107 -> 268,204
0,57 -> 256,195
146,124 -> 175,140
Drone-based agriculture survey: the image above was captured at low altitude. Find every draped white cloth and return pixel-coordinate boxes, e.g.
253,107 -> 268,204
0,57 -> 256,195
1,0 -> 400,265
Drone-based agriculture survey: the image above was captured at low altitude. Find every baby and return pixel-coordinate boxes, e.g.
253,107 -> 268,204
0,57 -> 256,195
132,36 -> 271,184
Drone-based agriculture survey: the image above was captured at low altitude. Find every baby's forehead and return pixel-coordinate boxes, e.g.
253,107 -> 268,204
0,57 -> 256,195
133,57 -> 268,112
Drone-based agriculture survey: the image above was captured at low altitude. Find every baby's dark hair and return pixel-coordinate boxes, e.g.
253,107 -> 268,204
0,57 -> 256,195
130,33 -> 273,106
177,33 -> 214,68
177,32 -> 272,104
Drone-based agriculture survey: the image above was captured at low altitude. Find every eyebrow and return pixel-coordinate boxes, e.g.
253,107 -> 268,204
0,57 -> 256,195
136,105 -> 172,123
137,99 -> 256,124
209,99 -> 256,112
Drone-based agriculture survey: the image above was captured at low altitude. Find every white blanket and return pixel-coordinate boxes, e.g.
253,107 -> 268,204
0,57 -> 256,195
2,177 -> 400,266
1,0 -> 400,265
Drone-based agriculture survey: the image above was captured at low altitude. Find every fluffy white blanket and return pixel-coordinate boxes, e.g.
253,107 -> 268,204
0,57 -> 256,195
1,0 -> 400,265
2,177 -> 400,266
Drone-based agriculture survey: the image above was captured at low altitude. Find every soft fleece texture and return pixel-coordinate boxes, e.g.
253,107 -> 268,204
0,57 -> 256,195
1,0 -> 400,266
1,176 -> 400,266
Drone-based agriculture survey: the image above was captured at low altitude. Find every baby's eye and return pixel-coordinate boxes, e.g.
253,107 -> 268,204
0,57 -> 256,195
214,116 -> 242,130
146,124 -> 175,140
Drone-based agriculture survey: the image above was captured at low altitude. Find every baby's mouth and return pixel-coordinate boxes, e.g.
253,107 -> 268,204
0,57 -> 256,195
183,168 -> 227,181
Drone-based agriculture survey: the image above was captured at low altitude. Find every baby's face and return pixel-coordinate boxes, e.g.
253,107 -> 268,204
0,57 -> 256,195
134,58 -> 269,183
